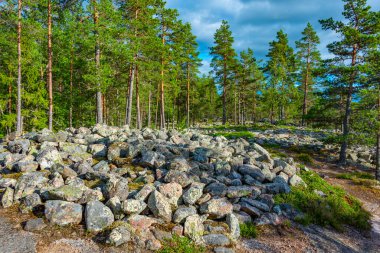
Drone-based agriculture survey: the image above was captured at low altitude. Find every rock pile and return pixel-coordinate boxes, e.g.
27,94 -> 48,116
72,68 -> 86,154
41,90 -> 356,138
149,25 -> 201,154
0,125 -> 305,252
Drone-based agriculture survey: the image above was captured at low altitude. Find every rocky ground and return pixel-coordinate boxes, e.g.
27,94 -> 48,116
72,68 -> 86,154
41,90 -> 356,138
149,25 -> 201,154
0,124 -> 309,253
0,124 -> 379,253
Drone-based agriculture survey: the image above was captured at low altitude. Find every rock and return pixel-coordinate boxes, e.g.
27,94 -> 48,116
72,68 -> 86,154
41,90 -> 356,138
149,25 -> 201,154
107,142 -> 130,161
45,184 -> 83,201
134,184 -> 155,201
7,139 -> 30,154
238,165 -> 265,182
59,142 -> 87,154
0,178 -> 17,188
226,186 -> 257,199
147,190 -> 172,222
234,211 -> 252,224
45,200 -> 83,226
164,170 -> 192,188
24,218 -> 46,232
193,147 -> 213,163
92,160 -> 110,173
85,200 -> 115,232
204,182 -> 227,197
289,174 -> 307,187
168,157 -> 190,171
14,172 -> 48,201
182,182 -> 204,205
126,214 -> 158,231
254,213 -> 281,226
158,182 -> 182,208
13,161 -> 39,173
265,182 -> 291,194
226,213 -> 240,241
88,144 -> 107,158
203,234 -> 230,246
104,176 -> 129,201
122,199 -> 147,215
48,172 -> 65,188
240,202 -> 262,217
240,198 -> 270,212
184,214 -> 206,244
199,198 -> 233,219
36,147 -> 63,170
139,151 -> 165,168
1,187 -> 14,208
214,247 -> 235,253
107,225 -> 131,246
19,193 -> 41,213
172,205 -> 197,224
104,196 -> 124,220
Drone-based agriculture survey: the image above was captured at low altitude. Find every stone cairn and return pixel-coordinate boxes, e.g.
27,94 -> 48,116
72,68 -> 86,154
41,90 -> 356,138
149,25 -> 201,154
0,124 -> 305,252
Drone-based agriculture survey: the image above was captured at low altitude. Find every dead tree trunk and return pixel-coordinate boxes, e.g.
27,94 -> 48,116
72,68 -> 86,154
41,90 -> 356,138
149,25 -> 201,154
94,0 -> 103,124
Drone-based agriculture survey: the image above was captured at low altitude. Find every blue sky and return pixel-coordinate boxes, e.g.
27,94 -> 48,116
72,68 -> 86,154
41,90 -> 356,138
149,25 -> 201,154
166,0 -> 380,74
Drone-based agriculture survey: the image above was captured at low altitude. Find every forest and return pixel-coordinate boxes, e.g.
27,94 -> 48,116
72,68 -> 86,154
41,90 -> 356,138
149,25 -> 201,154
0,0 -> 379,163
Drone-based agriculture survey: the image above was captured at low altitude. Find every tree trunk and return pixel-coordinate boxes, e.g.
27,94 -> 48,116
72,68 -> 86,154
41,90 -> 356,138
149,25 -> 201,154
160,24 -> 166,130
135,66 -> 141,129
148,90 -> 151,128
302,44 -> 311,127
16,0 -> 22,133
47,0 -> 53,130
339,45 -> 357,164
69,48 -> 73,128
376,82 -> 380,180
222,59 -> 227,125
186,63 -> 190,128
94,0 -> 103,124
125,65 -> 135,125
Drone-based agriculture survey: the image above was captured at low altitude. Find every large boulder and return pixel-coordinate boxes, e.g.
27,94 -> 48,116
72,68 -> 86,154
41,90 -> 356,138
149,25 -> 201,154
85,200 -> 115,232
184,214 -> 206,244
7,139 -> 30,154
36,147 -> 63,170
14,172 -> 48,201
158,182 -> 182,208
147,190 -> 172,222
199,198 -> 233,219
182,182 -> 204,205
45,200 -> 83,226
46,185 -> 84,202
107,142 -> 130,161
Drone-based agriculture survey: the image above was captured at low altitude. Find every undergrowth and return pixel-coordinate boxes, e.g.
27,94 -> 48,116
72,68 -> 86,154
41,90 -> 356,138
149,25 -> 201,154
274,170 -> 371,231
158,235 -> 205,253
213,131 -> 254,139
336,172 -> 375,180
240,222 -> 258,238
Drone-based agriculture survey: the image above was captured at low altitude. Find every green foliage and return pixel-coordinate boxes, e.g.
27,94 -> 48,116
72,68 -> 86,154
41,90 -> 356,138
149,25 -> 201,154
213,131 -> 254,139
275,170 -> 371,231
296,153 -> 314,164
158,235 -> 205,253
239,222 -> 258,238
336,172 -> 375,180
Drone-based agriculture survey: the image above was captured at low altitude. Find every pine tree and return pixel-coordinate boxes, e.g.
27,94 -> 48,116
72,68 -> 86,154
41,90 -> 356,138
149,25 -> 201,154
210,20 -> 236,125
320,0 -> 379,164
296,23 -> 321,126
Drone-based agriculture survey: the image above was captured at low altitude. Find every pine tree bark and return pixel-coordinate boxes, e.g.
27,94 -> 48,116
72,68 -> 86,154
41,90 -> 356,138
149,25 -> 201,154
135,66 -> 141,129
339,44 -> 357,164
222,59 -> 227,125
47,0 -> 53,130
160,24 -> 166,130
148,90 -> 151,128
125,65 -> 135,125
186,63 -> 190,128
94,0 -> 103,124
376,82 -> 380,181
69,48 -> 73,128
302,43 -> 311,127
16,0 -> 22,133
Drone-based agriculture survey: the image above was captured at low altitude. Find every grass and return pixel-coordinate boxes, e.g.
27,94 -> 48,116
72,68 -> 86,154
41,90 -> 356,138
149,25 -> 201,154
274,170 -> 371,231
296,153 -> 314,164
213,131 -> 254,139
336,172 -> 375,180
158,235 -> 205,253
240,222 -> 258,238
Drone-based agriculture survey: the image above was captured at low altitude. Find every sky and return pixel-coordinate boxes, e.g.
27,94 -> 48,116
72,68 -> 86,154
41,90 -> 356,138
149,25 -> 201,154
166,0 -> 380,75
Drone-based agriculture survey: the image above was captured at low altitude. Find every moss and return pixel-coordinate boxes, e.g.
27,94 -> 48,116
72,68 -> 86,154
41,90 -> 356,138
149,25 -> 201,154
128,182 -> 144,191
158,235 -> 205,253
240,222 -> 258,238
274,170 -> 371,231
83,179 -> 103,189
1,172 -> 24,180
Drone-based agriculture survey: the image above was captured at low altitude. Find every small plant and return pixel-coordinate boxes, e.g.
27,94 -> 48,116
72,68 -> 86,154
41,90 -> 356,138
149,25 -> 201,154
296,153 -> 314,164
159,235 -> 205,253
239,222 -> 258,238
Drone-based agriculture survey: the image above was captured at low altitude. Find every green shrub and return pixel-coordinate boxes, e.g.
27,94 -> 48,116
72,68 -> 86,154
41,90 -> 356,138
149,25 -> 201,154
159,235 -> 205,253
274,171 -> 371,231
296,153 -> 314,164
240,222 -> 258,238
